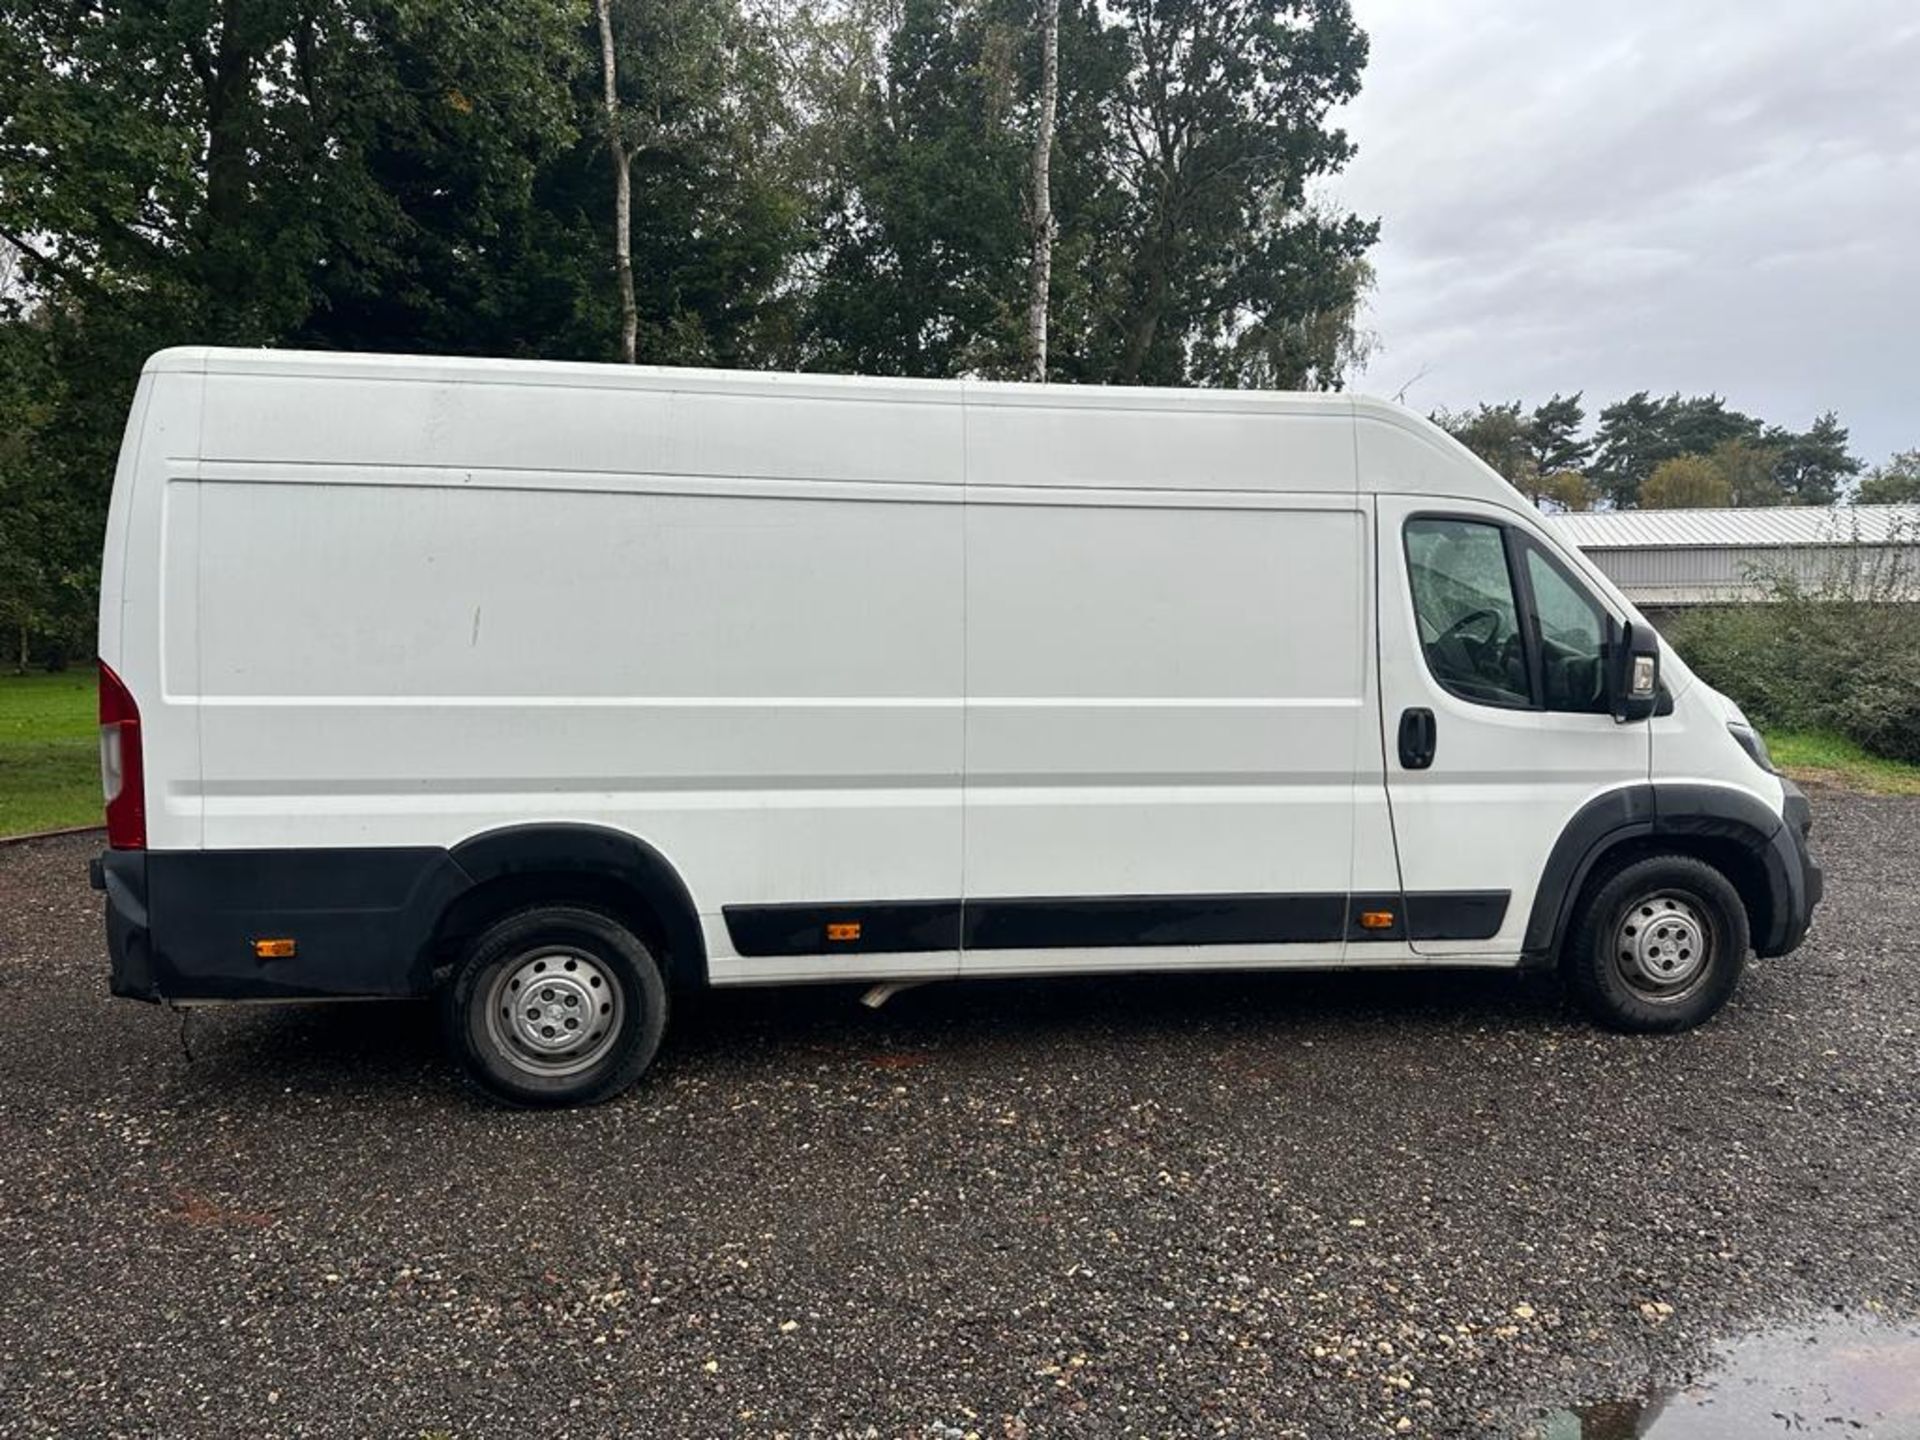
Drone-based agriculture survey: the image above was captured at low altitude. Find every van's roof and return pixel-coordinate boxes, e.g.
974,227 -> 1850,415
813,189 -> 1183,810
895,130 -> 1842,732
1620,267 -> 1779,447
145,344 -> 1415,424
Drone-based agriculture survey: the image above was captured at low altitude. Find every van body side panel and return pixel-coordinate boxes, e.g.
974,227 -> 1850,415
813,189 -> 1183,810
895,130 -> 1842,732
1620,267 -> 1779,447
961,384 -> 1360,495
196,363 -> 967,486
957,456 -> 1373,968
96,372 -> 156,672
117,368 -> 206,850
186,367 -> 967,984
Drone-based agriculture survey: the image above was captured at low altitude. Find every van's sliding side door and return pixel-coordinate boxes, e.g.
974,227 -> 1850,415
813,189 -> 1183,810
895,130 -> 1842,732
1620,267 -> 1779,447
1374,496 -> 1652,958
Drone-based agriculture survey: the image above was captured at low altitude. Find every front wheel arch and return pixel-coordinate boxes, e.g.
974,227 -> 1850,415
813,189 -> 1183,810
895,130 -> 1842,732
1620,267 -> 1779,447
1525,784 -> 1786,966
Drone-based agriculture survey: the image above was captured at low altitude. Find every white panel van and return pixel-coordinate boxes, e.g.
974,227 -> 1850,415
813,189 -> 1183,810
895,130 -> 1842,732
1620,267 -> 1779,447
91,349 -> 1822,1105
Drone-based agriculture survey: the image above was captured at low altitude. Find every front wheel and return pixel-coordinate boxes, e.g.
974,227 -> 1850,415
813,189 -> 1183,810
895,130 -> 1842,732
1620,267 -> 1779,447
1564,854 -> 1749,1033
441,905 -> 668,1106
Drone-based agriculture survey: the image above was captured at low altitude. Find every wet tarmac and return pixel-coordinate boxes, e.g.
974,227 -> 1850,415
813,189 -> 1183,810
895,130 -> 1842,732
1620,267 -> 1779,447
1533,1313 -> 1920,1438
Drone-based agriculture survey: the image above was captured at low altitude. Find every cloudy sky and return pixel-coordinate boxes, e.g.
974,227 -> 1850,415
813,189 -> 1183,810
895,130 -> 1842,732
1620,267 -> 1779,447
1331,0 -> 1920,468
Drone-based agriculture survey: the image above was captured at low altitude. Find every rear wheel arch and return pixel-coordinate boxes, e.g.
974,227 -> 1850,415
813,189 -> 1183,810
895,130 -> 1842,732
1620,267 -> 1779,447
431,824 -> 708,992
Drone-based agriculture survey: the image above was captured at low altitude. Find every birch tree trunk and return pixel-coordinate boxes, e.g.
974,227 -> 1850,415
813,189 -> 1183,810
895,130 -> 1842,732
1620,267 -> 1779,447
594,0 -> 639,364
1026,0 -> 1059,383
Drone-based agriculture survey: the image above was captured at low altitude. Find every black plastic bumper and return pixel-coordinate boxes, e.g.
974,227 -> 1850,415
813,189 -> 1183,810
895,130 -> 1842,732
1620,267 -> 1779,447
92,846 -> 469,1002
92,851 -> 157,1000
1762,778 -> 1823,957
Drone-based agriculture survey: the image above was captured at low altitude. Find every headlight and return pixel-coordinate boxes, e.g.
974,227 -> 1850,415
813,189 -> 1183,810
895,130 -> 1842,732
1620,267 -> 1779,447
1727,722 -> 1775,774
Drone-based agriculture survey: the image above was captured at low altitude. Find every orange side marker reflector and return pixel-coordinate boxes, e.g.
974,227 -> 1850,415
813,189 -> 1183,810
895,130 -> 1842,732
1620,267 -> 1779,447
1358,911 -> 1395,930
826,922 -> 862,943
253,938 -> 297,959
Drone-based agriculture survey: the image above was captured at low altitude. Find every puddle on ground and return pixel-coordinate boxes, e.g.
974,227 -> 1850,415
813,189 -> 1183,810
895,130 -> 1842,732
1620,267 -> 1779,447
1533,1314 -> 1920,1438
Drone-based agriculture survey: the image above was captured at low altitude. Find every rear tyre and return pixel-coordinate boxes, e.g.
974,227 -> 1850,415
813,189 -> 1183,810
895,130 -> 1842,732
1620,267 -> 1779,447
442,905 -> 667,1107
1564,854 -> 1748,1033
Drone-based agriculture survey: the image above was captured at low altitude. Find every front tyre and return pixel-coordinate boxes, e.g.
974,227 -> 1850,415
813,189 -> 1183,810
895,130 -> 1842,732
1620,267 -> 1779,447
442,906 -> 667,1107
1565,854 -> 1749,1033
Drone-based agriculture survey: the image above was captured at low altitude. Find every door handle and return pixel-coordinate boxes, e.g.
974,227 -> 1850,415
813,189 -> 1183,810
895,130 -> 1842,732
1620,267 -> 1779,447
1398,707 -> 1436,770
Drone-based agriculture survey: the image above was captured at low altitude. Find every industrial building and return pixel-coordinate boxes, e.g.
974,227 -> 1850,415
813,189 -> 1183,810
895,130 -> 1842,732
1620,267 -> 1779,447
1548,504 -> 1920,609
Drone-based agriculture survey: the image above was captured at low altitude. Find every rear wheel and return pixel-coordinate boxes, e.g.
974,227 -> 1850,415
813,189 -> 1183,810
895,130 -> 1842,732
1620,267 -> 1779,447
1564,854 -> 1748,1032
442,905 -> 667,1106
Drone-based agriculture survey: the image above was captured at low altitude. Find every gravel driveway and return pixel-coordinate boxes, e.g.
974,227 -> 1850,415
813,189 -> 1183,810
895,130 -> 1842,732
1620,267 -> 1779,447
1,790 -> 1916,1438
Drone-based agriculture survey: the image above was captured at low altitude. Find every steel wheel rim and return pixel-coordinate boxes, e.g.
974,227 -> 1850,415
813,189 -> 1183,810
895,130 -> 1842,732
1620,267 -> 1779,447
1612,890 -> 1714,1002
483,946 -> 625,1077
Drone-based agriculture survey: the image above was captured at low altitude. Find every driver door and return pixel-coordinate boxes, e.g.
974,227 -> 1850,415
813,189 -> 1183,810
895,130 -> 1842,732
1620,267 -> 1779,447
1375,496 -> 1650,957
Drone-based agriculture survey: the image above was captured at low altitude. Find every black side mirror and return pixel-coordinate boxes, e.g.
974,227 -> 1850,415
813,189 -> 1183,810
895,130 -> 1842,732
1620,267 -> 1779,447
1609,619 -> 1660,723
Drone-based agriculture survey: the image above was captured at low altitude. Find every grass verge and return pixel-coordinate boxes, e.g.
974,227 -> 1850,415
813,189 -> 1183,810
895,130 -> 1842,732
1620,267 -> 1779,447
1768,729 -> 1920,796
0,670 -> 100,837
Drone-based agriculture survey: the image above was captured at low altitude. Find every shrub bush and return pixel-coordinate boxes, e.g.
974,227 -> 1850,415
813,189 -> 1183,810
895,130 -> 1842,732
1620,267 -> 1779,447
1662,522 -> 1920,763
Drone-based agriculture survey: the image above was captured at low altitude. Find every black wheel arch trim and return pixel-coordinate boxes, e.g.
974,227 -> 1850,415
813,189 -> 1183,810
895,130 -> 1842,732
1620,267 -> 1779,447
447,823 -> 709,988
1524,781 -> 1813,965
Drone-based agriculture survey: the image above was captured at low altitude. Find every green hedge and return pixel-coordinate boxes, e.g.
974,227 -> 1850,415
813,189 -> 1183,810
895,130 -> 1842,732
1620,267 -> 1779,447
1662,538 -> 1920,764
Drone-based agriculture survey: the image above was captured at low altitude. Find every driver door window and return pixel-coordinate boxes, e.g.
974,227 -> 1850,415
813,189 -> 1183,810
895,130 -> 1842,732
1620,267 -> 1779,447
1522,542 -> 1610,714
1404,518 -> 1531,707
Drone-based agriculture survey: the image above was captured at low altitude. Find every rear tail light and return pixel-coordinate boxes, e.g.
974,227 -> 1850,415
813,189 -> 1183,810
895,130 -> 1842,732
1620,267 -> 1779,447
99,660 -> 146,850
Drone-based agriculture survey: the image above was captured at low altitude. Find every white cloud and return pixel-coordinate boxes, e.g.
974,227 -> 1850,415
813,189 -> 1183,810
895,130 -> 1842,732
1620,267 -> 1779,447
1332,0 -> 1920,465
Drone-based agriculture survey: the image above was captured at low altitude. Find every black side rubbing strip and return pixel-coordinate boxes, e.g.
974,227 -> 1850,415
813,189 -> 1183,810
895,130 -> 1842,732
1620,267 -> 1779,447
963,893 -> 1347,950
1346,891 -> 1509,942
1403,890 -> 1510,941
727,891 -> 1512,956
723,901 -> 961,957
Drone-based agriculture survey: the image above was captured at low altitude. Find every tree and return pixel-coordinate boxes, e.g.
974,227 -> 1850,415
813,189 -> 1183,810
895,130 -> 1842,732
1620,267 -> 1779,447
2,0 -> 584,345
1584,392 -> 1865,508
595,0 -> 640,363
1096,0 -> 1375,389
1588,393 -> 1667,508
1589,392 -> 1761,508
1026,0 -> 1059,381
802,0 -> 1034,376
1528,393 -> 1590,476
0,312 -> 95,667
1764,412 -> 1861,505
1858,450 -> 1920,505
1434,402 -> 1534,490
1536,471 -> 1595,513
1434,399 -> 1600,510
1708,438 -> 1784,507
1641,454 -> 1732,509
560,0 -> 808,367
1664,394 -> 1762,457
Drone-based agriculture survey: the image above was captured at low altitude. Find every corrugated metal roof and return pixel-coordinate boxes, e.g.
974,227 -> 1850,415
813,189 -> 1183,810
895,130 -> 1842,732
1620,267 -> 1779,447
1547,503 -> 1920,550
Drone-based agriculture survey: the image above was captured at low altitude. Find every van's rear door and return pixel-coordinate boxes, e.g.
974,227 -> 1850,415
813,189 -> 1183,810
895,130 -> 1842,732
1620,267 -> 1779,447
1375,495 -> 1651,957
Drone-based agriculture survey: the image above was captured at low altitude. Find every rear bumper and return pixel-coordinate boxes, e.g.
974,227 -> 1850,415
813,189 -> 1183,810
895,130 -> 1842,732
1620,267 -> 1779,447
91,846 -> 468,1002
92,851 -> 157,1001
